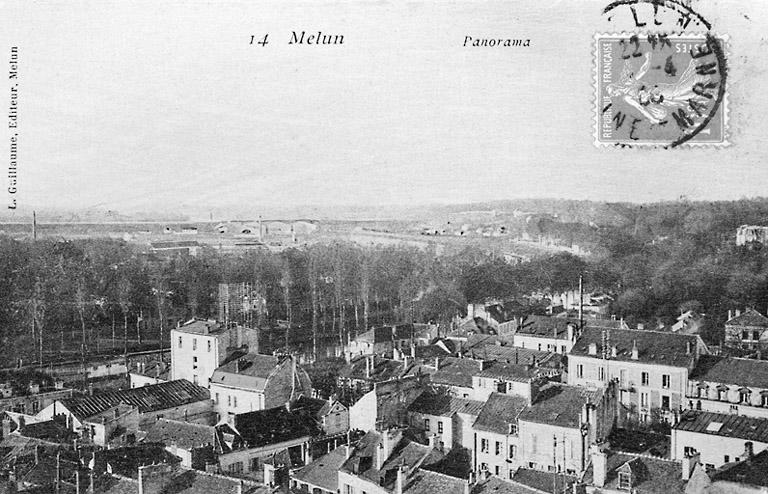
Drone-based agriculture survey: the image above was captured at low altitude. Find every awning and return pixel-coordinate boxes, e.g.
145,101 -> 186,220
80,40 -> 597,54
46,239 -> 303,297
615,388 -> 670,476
696,382 -> 709,389
739,387 -> 752,395
760,390 -> 768,397
716,384 -> 729,391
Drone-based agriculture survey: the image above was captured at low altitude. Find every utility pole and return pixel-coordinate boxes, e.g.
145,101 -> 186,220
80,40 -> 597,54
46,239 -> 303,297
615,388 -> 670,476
32,210 -> 37,241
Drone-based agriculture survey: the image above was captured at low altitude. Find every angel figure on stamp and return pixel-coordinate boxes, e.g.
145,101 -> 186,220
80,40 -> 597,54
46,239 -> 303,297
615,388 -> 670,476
606,52 -> 713,125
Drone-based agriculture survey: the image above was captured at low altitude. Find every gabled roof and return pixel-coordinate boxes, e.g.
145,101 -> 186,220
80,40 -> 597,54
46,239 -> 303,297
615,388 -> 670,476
473,393 -> 528,434
92,443 -> 182,478
61,380 -> 209,421
233,404 -> 321,448
477,362 -> 536,382
292,446 -> 348,492
174,318 -> 226,335
582,451 -> 685,494
338,356 -> 407,383
712,448 -> 768,487
210,353 -> 282,391
144,419 -> 226,453
471,476 -> 540,494
511,468 -> 576,494
403,469 -> 466,494
407,392 -> 484,417
726,308 -> 768,328
570,327 -> 702,368
690,355 -> 768,389
516,315 -> 576,339
674,410 -> 768,443
430,358 -> 482,388
518,384 -> 602,428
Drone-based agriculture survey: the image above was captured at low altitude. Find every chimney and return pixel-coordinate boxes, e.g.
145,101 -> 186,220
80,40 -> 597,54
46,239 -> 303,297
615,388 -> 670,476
395,465 -> 406,494
682,451 -> 700,480
736,309 -> 742,317
2,418 -> 10,438
90,469 -> 94,493
567,324 -> 574,342
237,480 -> 244,494
410,344 -> 416,358
403,356 -> 409,371
744,441 -> 754,461
610,346 -> 617,358
588,343 -> 597,355
591,446 -> 607,487
686,341 -> 692,355
631,340 -> 639,360
427,433 -> 438,449
75,469 -> 80,494
728,309 -> 732,320
366,355 -> 373,379
434,357 -> 440,370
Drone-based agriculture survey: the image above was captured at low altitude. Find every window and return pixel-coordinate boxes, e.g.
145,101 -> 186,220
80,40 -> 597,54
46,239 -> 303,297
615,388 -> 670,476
754,331 -> 761,341
509,445 -> 517,458
740,392 -> 751,404
599,367 -> 606,381
641,372 -> 649,386
762,394 -> 768,407
661,396 -> 670,411
538,344 -> 542,351
495,441 -> 501,455
437,421 -> 443,433
233,396 -> 237,408
618,471 -> 632,490
228,395 -> 232,406
684,447 -> 697,456
560,346 -> 566,353
193,356 -> 198,369
508,423 -> 518,435
724,455 -> 730,463
178,336 -> 182,348
424,418 -> 430,430
215,393 -> 219,404
227,462 -> 243,474
576,365 -> 584,379
531,434 -> 538,454
480,438 -> 489,453
495,465 -> 500,476
662,374 -> 671,389
250,458 -> 260,471
640,392 -> 649,409
730,404 -> 739,414
193,375 -> 198,385
718,389 -> 727,401
193,338 -> 197,351
208,340 -> 212,352
742,330 -> 749,340
344,485 -> 354,494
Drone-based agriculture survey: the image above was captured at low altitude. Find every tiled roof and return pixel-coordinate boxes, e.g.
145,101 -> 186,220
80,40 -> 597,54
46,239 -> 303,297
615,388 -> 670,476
690,355 -> 768,388
582,451 -> 685,494
407,392 -> 485,417
518,384 -> 602,428
174,318 -> 227,335
95,470 -> 268,494
61,380 -> 209,421
516,315 -> 576,339
338,356 -> 407,383
233,404 -> 321,448
473,393 -> 528,434
403,470 -> 466,494
726,308 -> 768,328
210,353 -> 281,390
144,419 -> 224,453
712,448 -> 768,487
93,444 -> 182,478
674,410 -> 768,443
340,430 -> 443,490
430,358 -> 482,388
511,468 -> 576,494
471,476 -> 540,494
292,446 -> 348,492
570,327 -> 702,368
465,345 -> 559,370
477,362 -> 536,382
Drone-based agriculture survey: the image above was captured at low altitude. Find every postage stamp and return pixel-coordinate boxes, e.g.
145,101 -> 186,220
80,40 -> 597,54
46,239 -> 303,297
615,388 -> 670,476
594,33 -> 728,148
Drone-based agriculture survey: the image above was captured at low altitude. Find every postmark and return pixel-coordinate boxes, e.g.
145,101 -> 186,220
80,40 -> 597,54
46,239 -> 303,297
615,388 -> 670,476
595,33 -> 728,148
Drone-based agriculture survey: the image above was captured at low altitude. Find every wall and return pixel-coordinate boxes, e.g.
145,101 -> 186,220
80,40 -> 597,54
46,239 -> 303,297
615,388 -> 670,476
211,384 -> 265,422
517,421 -> 585,475
129,373 -> 167,388
219,437 -> 308,478
170,328 -> 230,386
338,469 -> 387,494
0,389 -> 73,415
349,390 -> 377,431
322,402 -> 349,436
409,412 -> 452,451
672,429 -> 768,469
474,429 -> 520,479
139,399 -> 215,429
514,335 -> 573,354
569,355 -> 687,418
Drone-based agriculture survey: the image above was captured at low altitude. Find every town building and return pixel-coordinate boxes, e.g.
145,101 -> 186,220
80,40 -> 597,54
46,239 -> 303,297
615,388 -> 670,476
471,392 -> 528,479
516,383 -> 615,476
209,353 -> 312,422
143,418 -> 229,469
349,377 -> 423,431
512,315 -> 578,354
686,355 -> 768,419
407,391 -> 484,451
686,447 -> 768,493
724,308 -> 768,349
82,403 -> 139,448
583,447 -> 688,494
290,445 -> 349,494
37,379 -> 213,432
170,318 -> 234,387
672,410 -> 768,469
345,323 -> 417,358
337,428 -> 445,494
568,327 -> 707,422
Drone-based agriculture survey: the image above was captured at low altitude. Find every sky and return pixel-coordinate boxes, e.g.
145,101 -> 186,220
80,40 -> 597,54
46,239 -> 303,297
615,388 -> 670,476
2,0 -> 767,218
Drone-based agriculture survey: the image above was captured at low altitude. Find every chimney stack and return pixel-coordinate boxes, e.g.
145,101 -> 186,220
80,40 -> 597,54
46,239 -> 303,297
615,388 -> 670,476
682,451 -> 701,480
395,465 -> 406,494
366,355 -> 373,379
745,441 -> 754,461
631,340 -> 639,360
686,341 -> 692,355
591,446 -> 607,487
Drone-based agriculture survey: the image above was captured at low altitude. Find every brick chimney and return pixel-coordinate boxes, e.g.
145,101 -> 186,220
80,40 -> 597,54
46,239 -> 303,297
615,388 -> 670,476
682,451 -> 700,480
138,463 -> 174,494
630,340 -> 639,360
395,465 -> 406,494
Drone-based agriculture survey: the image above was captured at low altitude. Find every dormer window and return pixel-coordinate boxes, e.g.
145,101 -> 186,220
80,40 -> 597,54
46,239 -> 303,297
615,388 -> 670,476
618,471 -> 632,490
